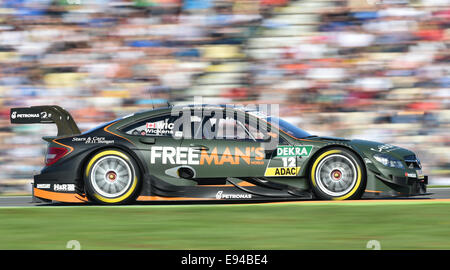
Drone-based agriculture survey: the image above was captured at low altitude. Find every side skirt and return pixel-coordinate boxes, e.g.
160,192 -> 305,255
140,174 -> 312,201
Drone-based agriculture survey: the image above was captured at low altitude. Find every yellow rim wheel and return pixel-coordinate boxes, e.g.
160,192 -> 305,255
86,150 -> 138,203
311,149 -> 362,200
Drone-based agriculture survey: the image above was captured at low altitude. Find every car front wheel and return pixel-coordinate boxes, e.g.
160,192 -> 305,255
309,147 -> 366,200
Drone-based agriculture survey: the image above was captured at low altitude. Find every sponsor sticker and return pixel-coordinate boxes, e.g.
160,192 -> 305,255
150,146 -> 264,166
370,144 -> 398,153
54,184 -> 75,192
215,191 -> 252,199
40,111 -> 52,120
85,137 -> 114,144
276,146 -> 312,157
264,167 -> 300,177
11,111 -> 40,119
145,120 -> 174,135
146,128 -> 173,135
72,137 -> 114,144
36,184 -> 51,189
10,108 -> 42,123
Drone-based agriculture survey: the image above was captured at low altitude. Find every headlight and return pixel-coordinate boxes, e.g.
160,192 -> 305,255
373,153 -> 404,169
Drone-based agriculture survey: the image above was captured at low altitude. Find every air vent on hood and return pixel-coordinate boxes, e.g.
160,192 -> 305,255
318,136 -> 350,142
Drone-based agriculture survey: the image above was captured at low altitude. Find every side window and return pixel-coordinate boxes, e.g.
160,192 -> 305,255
122,114 -> 181,137
208,115 -> 270,141
246,122 -> 270,141
186,115 -> 203,139
214,117 -> 248,140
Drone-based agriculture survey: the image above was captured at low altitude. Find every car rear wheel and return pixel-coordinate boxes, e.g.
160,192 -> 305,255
309,147 -> 366,200
84,149 -> 140,204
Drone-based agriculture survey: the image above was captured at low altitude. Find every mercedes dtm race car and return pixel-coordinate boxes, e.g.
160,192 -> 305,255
10,105 -> 427,204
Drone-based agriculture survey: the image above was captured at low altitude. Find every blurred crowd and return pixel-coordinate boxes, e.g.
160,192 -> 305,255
0,0 -> 449,193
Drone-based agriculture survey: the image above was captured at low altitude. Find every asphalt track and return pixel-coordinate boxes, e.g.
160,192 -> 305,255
0,188 -> 449,207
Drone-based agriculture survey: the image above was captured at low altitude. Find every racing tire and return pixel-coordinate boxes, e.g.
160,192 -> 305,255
84,149 -> 141,204
309,147 -> 366,200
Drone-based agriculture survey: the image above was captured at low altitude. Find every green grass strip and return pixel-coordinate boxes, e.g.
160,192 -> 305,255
0,201 -> 449,250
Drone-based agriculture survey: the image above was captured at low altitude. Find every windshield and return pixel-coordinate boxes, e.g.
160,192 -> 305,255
267,117 -> 312,139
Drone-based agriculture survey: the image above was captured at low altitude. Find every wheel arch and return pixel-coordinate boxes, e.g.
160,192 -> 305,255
305,144 -> 367,189
76,144 -> 147,196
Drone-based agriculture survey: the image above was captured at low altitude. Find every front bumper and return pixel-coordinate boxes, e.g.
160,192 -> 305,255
364,171 -> 428,198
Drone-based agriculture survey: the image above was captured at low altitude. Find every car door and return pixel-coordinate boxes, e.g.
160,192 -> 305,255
180,109 -> 272,179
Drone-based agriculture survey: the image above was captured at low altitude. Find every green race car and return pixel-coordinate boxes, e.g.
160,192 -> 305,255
10,104 -> 428,204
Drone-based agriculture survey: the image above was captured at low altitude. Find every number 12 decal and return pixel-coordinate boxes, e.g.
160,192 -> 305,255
281,157 -> 296,167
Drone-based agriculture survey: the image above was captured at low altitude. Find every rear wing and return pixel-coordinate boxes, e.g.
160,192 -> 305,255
10,105 -> 81,136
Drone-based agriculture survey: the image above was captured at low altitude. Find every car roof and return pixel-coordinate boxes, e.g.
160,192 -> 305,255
110,105 -> 276,131
133,104 -> 263,116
